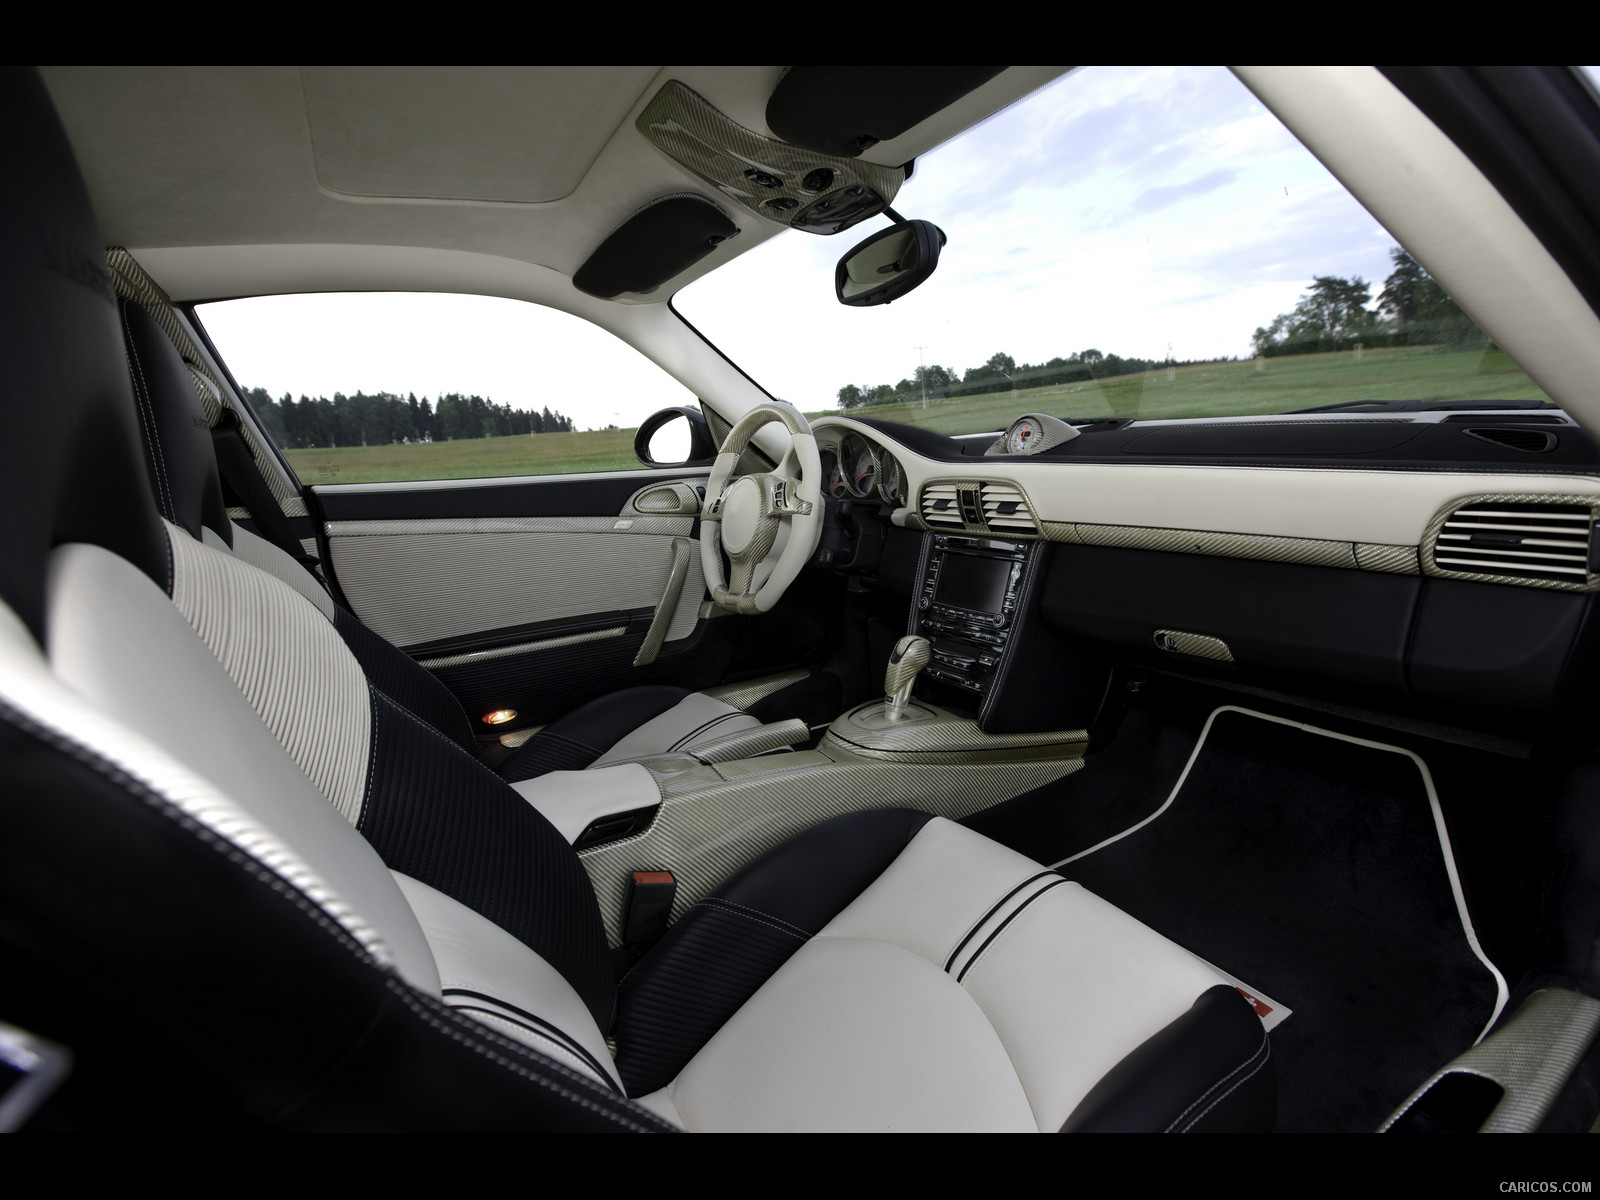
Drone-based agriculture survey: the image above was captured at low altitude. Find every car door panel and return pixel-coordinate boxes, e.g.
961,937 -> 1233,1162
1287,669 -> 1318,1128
309,467 -> 823,728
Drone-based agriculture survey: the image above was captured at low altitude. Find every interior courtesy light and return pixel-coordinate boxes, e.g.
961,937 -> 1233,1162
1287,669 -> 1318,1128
482,709 -> 518,726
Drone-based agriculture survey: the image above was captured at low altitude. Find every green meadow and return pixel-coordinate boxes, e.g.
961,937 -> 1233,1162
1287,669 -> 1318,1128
283,344 -> 1550,485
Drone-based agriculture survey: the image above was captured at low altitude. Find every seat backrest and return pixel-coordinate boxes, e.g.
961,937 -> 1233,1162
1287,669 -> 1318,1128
112,259 -> 479,752
0,67 -> 667,1130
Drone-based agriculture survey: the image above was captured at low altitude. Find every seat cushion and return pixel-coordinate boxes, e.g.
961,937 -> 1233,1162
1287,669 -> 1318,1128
641,818 -> 1257,1132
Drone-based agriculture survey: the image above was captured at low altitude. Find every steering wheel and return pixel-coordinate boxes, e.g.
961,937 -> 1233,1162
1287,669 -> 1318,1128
700,403 -> 823,614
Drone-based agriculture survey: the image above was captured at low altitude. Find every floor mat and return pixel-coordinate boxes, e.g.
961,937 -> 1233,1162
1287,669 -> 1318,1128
1052,705 -> 1506,1132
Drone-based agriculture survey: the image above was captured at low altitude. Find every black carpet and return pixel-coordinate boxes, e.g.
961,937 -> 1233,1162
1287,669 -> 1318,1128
1053,706 -> 1504,1132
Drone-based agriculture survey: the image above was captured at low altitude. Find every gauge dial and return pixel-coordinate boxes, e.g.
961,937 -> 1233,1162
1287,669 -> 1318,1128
822,449 -> 848,499
1007,416 -> 1045,455
877,454 -> 905,507
838,434 -> 878,498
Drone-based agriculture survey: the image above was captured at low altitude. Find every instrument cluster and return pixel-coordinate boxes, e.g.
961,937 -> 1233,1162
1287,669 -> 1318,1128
820,431 -> 906,507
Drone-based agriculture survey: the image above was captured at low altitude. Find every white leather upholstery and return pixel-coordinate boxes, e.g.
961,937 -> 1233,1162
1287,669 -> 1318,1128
656,818 -> 1231,1132
39,545 -> 439,991
167,525 -> 372,825
511,762 -> 661,844
229,521 -> 335,620
393,873 -> 622,1090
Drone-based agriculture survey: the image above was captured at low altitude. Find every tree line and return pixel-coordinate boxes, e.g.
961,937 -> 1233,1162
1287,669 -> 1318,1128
1251,248 -> 1485,357
243,388 -> 576,450
836,348 -> 1184,411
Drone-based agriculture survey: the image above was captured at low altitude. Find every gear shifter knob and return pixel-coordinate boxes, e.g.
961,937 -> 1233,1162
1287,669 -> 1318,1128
885,635 -> 931,720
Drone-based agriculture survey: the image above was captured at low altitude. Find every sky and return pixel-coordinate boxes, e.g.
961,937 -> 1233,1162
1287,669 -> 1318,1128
198,66 -> 1406,431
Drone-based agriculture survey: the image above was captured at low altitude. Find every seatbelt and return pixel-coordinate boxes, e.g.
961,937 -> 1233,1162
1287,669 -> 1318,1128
210,408 -> 323,575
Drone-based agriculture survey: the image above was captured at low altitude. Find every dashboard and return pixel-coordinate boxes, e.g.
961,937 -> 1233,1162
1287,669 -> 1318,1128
803,411 -> 1600,748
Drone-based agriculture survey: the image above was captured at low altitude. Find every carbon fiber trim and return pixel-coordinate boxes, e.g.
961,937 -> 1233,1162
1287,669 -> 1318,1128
824,701 -> 1088,763
1152,629 -> 1235,663
700,668 -> 809,710
417,625 -> 626,670
633,538 -> 692,667
1072,522 -> 1358,568
498,725 -> 545,749
328,528 -> 705,647
1039,520 -> 1081,543
629,482 -> 701,516
325,516 -> 692,538
1420,492 -> 1600,593
107,248 -> 304,515
1354,542 -> 1421,574
636,80 -> 903,234
577,750 -> 1084,946
1382,989 -> 1600,1132
690,718 -> 809,763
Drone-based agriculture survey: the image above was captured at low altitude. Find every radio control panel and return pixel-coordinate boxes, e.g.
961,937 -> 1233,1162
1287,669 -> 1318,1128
913,535 -> 1029,694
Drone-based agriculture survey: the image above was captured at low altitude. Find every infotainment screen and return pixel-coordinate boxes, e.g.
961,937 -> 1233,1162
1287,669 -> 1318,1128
934,554 -> 1012,614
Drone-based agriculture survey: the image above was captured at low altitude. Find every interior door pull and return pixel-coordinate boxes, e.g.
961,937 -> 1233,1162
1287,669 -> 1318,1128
633,537 -> 693,667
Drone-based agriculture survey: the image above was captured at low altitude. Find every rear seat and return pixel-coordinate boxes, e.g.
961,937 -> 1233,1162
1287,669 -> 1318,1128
0,66 -> 1275,1131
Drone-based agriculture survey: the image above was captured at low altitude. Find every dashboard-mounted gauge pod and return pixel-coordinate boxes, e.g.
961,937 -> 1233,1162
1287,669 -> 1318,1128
835,219 -> 946,307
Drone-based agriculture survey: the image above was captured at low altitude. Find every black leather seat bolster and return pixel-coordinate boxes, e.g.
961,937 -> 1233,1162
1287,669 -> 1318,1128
1060,983 -> 1276,1132
612,807 -> 935,1096
119,298 -> 232,547
335,607 -> 475,753
499,685 -> 691,781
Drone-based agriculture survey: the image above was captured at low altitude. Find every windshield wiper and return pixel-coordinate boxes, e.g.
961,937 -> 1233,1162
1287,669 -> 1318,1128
1289,398 -> 1559,414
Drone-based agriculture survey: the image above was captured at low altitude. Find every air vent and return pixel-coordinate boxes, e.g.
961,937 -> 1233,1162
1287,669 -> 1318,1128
980,482 -> 1038,534
1462,427 -> 1557,453
1432,502 -> 1594,585
921,483 -> 965,527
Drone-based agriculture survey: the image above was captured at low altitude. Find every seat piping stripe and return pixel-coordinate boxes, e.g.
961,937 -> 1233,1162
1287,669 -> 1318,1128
442,987 -> 618,1089
943,870 -> 1058,973
954,877 -> 1070,984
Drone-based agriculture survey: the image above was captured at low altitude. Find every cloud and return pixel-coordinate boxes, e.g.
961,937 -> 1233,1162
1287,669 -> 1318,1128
1127,168 -> 1239,215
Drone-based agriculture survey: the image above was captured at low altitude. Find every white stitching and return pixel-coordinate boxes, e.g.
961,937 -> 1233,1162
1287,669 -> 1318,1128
386,982 -> 673,1131
1165,1027 -> 1271,1133
6,704 -> 669,1130
2,700 -> 377,962
697,897 -> 809,940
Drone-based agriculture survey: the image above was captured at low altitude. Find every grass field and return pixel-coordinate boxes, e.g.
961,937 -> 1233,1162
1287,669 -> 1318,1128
283,344 -> 1550,484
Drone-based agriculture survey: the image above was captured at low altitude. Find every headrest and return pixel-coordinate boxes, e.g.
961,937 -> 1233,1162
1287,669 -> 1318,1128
120,296 -> 233,547
0,69 -> 169,645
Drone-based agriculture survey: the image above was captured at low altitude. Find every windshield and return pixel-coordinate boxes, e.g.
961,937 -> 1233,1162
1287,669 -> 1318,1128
676,66 -> 1553,434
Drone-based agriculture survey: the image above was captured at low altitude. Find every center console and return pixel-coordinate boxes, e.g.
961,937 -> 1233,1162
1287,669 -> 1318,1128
914,534 -> 1029,696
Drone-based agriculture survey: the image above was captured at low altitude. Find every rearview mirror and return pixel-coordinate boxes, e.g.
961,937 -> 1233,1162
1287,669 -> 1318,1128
835,219 -> 946,307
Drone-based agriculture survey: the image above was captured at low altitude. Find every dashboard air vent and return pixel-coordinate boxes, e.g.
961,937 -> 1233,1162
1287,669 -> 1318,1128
921,482 -> 965,527
1432,502 -> 1593,585
979,482 -> 1038,534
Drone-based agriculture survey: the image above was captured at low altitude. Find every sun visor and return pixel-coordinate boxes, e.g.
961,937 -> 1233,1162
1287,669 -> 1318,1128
766,67 -> 1009,159
573,194 -> 740,299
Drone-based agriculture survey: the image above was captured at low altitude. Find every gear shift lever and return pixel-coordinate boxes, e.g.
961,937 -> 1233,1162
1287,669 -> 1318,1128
884,635 -> 931,720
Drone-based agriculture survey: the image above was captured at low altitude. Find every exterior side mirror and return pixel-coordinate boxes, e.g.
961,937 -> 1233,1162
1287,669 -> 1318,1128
835,219 -> 946,307
635,406 -> 719,467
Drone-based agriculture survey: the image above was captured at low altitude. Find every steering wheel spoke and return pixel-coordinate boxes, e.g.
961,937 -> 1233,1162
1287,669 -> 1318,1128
699,406 -> 823,614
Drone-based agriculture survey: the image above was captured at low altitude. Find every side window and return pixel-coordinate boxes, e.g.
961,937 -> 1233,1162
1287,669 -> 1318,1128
195,293 -> 698,485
